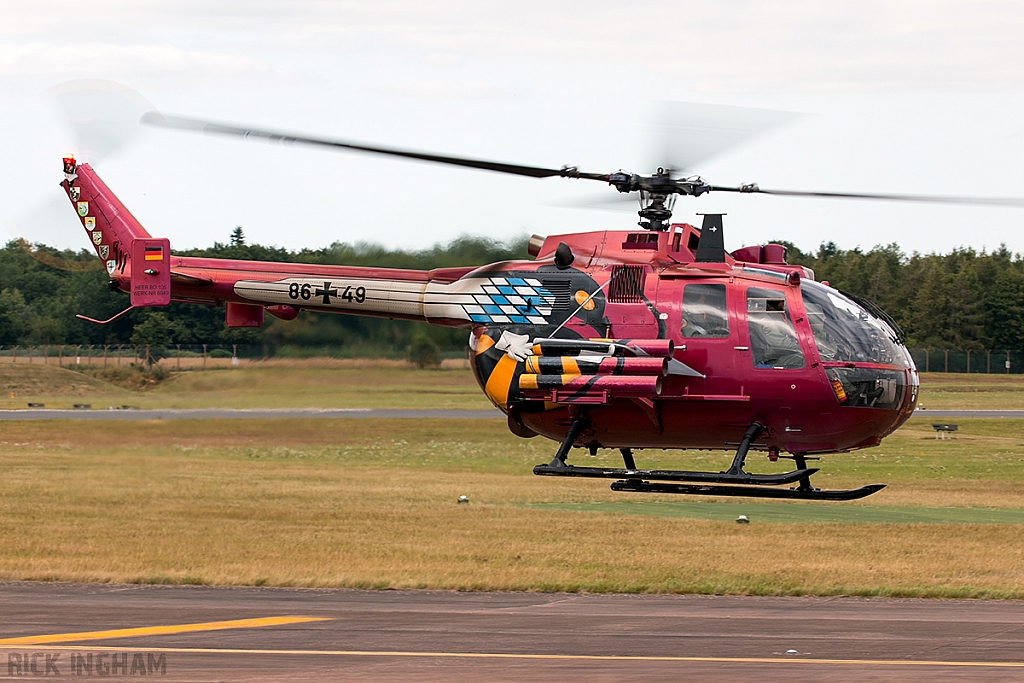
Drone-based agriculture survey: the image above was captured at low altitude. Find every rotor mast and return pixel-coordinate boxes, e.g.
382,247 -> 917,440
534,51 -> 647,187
603,168 -> 712,231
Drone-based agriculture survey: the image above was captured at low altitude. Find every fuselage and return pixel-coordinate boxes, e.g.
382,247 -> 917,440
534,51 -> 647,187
160,226 -> 918,456
66,162 -> 917,457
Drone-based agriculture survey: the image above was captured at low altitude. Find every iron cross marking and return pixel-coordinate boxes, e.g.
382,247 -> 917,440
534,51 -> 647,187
315,281 -> 339,304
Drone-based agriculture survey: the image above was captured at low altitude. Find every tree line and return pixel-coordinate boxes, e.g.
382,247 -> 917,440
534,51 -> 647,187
784,240 -> 1024,350
0,232 -> 529,356
1,230 -> 1023,354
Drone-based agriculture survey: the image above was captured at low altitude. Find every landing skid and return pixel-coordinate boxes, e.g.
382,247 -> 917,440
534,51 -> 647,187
535,416 -> 886,501
610,480 -> 886,501
533,464 -> 819,487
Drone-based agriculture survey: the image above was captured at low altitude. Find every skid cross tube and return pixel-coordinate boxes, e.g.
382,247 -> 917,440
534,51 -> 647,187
792,454 -> 815,491
620,448 -> 637,470
777,453 -> 820,492
547,415 -> 590,468
726,421 -> 765,476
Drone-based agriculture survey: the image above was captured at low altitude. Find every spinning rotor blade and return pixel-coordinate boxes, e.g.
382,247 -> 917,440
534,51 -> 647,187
142,109 -> 1024,214
48,79 -> 155,163
708,184 -> 1024,207
549,191 -> 639,211
142,112 -> 606,180
4,80 -> 150,270
652,101 -> 802,175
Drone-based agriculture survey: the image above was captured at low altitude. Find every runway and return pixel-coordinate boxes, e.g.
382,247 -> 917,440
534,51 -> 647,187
913,410 -> 1024,418
1,583 -> 1023,682
0,408 -> 504,420
0,408 -> 1021,420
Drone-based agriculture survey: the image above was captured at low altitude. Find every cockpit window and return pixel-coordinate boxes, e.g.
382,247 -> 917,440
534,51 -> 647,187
800,281 -> 909,367
681,284 -> 729,338
747,287 -> 805,369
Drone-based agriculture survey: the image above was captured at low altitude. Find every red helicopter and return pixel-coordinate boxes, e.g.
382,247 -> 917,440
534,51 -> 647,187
59,113 -> 1024,501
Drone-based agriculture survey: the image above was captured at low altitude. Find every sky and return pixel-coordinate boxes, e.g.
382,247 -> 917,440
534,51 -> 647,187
2,1 -> 1024,256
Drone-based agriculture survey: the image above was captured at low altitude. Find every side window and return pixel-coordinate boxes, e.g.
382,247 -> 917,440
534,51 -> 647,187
681,283 -> 729,338
747,287 -> 805,369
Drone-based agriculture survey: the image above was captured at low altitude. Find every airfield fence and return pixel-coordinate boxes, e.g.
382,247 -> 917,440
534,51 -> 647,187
0,345 -> 1022,373
0,343 -> 466,368
0,343 -> 260,369
907,349 -> 1024,374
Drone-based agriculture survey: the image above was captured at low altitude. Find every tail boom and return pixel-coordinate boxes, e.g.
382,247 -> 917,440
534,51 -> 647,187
63,158 -> 551,330
164,258 -> 526,329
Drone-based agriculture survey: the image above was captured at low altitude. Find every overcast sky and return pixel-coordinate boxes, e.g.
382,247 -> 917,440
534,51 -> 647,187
2,1 -> 1024,256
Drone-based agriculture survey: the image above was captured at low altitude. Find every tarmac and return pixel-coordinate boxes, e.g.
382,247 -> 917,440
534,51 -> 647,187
2,408 -> 1022,681
1,583 -> 1022,682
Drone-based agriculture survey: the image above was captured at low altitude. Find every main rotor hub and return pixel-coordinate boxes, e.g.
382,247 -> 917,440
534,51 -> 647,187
608,168 -> 710,231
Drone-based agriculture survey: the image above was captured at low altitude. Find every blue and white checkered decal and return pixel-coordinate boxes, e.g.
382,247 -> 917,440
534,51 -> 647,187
460,276 -> 555,325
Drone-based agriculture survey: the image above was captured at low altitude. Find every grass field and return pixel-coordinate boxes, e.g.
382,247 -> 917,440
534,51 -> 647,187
1,414 -> 1023,597
0,359 -> 491,410
4,361 -> 1024,411
916,372 -> 1024,409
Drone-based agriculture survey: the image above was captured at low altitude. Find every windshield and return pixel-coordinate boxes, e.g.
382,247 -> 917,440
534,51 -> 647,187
800,281 -> 909,366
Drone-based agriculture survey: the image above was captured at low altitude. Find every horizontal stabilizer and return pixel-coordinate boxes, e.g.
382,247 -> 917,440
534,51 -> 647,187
170,271 -> 213,286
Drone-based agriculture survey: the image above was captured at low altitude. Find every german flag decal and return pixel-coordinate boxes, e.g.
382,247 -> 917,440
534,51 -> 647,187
144,245 -> 164,261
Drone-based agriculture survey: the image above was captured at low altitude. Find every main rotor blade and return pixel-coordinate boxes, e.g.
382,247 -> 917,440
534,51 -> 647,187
549,191 -> 639,211
652,102 -> 802,175
142,112 -> 607,181
709,185 -> 1024,207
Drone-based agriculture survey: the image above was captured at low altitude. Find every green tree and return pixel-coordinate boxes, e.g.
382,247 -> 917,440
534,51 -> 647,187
408,330 -> 441,368
130,311 -> 190,365
986,269 -> 1024,349
0,288 -> 29,344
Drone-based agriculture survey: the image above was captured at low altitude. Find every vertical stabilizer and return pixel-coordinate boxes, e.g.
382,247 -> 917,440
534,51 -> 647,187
695,213 -> 726,263
61,157 -> 150,279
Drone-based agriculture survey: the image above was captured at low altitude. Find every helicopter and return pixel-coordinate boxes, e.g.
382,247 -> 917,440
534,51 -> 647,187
58,112 -> 1024,502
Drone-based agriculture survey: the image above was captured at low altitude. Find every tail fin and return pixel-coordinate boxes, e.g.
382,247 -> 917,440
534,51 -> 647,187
62,157 -> 170,319
61,157 -> 150,277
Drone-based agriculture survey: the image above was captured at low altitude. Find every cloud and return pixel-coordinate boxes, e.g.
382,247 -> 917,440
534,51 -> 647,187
4,1 -> 1024,92
0,41 -> 285,89
362,80 -> 519,100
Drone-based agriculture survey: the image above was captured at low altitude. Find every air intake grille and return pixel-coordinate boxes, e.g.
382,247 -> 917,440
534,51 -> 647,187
608,265 -> 646,303
540,279 -> 572,311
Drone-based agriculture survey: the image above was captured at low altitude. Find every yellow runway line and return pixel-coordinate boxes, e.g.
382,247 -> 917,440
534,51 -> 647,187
0,644 -> 1020,668
0,616 -> 331,645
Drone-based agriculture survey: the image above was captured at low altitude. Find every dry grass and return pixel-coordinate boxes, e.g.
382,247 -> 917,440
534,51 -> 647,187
0,360 -> 488,410
0,364 -> 123,400
1,418 -> 1024,597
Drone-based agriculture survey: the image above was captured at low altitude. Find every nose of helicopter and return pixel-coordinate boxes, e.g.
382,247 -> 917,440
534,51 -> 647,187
822,363 -> 919,452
